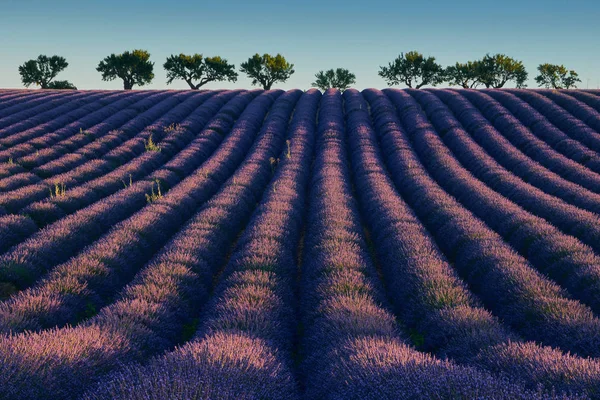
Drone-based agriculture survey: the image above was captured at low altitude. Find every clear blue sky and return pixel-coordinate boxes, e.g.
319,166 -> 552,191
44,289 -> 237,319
1,0 -> 599,90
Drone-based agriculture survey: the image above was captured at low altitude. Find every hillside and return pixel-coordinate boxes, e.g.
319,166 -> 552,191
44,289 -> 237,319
1,88 -> 600,399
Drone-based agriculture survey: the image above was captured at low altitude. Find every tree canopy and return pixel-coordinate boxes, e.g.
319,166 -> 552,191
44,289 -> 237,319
475,54 -> 528,88
445,61 -> 482,88
46,80 -> 77,90
312,68 -> 356,91
163,54 -> 238,89
378,51 -> 445,89
97,49 -> 154,90
18,55 -> 74,89
535,63 -> 581,89
239,53 -> 294,90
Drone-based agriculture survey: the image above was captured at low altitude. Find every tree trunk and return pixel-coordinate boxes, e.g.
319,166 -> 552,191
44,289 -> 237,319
185,79 -> 197,90
264,83 -> 272,90
124,81 -> 133,90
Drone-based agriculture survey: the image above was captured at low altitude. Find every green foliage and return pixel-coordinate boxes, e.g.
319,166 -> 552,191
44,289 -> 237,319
240,53 -> 294,90
121,174 -> 133,188
312,68 -> 356,91
46,80 -> 77,90
164,123 -> 182,133
164,53 -> 238,89
475,53 -> 528,88
145,179 -> 163,203
535,63 -> 581,89
144,134 -> 161,152
96,49 -> 154,90
378,51 -> 445,89
80,127 -> 93,138
269,156 -> 279,174
18,55 -> 70,89
446,61 -> 482,88
49,182 -> 66,199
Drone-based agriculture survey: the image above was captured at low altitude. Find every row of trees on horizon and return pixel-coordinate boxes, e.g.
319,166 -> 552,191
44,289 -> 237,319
18,50 -> 582,92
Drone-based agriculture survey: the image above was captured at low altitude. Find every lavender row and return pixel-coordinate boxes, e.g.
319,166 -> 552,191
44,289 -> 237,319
16,90 -> 239,228
32,92 -> 217,178
0,90 -> 267,333
0,90 -> 123,144
406,89 -> 600,317
0,90 -> 82,129
538,90 -> 600,135
0,90 -> 183,195
460,89 -> 600,194
0,91 -> 145,161
0,161 -> 26,180
0,215 -> 37,260
0,89 -> 262,332
82,89 -> 310,400
351,89 -> 600,396
564,90 -> 600,114
484,90 -> 600,174
0,91 -> 159,162
0,172 -> 41,193
15,91 -> 197,171
0,90 -> 299,400
378,88 -> 600,358
0,90 -> 214,214
0,93 -> 52,119
0,91 -> 49,111
432,89 -> 600,216
297,89 -> 541,399
83,89 -> 538,400
14,90 -> 240,231
507,89 -> 600,154
345,88 -> 506,357
0,90 -> 269,293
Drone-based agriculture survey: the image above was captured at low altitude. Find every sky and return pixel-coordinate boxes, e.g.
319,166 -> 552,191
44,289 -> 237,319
0,0 -> 599,90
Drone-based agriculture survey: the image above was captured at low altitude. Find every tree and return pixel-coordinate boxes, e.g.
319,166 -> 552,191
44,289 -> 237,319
97,49 -> 154,90
18,55 -> 73,89
312,68 -> 356,91
475,54 -> 528,88
164,54 -> 238,89
446,61 -> 482,88
46,80 -> 77,90
240,53 -> 294,90
378,51 -> 445,89
535,63 -> 581,89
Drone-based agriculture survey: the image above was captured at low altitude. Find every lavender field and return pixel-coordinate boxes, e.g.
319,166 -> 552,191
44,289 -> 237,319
1,87 -> 600,399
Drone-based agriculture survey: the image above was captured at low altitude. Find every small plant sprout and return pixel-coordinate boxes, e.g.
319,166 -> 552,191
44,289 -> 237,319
269,157 -> 279,174
121,174 -> 133,188
286,140 -> 291,159
49,182 -> 66,198
145,179 -> 163,203
8,157 -> 14,165
145,134 -> 161,152
164,123 -> 181,133
80,128 -> 93,138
